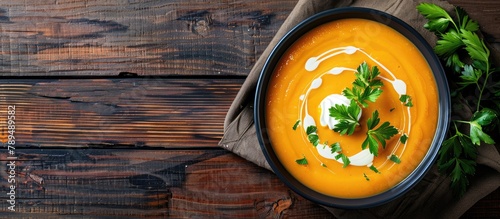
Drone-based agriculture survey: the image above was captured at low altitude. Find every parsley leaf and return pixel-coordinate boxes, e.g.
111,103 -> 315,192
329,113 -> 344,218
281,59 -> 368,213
329,142 -> 350,168
371,121 -> 399,149
342,62 -> 383,108
335,153 -> 351,168
461,30 -> 490,64
330,142 -> 341,153
389,154 -> 401,164
355,61 -> 383,87
369,165 -> 380,174
434,31 -> 463,58
400,134 -> 408,144
366,109 -> 381,129
362,110 -> 398,156
329,100 -> 361,135
417,3 -> 455,33
399,94 -> 413,107
445,53 -> 465,73
451,159 -> 476,195
306,126 -> 320,146
456,108 -> 497,145
296,156 -> 308,165
306,126 -> 317,135
468,108 -> 497,145
456,7 -> 479,32
292,120 -> 301,130
442,156 -> 476,196
459,64 -> 482,86
471,108 -> 497,126
308,134 -> 320,147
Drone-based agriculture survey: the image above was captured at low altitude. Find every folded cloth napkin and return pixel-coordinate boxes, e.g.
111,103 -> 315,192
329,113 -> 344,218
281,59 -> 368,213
219,0 -> 500,218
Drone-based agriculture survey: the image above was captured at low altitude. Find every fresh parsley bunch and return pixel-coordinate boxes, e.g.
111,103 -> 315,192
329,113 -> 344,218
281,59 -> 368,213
417,3 -> 499,196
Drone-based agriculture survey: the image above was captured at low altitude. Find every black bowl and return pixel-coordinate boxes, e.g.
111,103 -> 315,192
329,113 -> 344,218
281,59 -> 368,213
254,7 -> 450,209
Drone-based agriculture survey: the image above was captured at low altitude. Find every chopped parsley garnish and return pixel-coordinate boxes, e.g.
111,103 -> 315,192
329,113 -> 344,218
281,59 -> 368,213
369,165 -> 380,174
399,94 -> 413,107
292,119 -> 301,130
363,173 -> 370,181
306,125 -> 320,146
389,154 -> 402,164
306,125 -> 316,135
335,153 -> 351,168
400,134 -> 408,144
330,142 -> 341,153
330,142 -> 350,168
295,156 -> 308,165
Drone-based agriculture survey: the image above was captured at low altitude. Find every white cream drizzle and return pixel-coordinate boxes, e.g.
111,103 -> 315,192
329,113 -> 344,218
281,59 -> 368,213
298,46 -> 412,168
317,144 -> 374,166
305,46 -> 358,72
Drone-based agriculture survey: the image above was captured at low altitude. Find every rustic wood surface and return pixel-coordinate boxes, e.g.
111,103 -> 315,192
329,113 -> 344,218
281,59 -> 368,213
1,149 -> 332,218
0,0 -> 498,218
1,78 -> 244,147
0,0 -> 298,76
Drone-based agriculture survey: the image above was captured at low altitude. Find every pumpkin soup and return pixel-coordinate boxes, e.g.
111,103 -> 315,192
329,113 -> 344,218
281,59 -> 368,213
265,18 -> 439,198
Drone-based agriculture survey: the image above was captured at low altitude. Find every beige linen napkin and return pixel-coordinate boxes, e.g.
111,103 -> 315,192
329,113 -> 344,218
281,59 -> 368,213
219,0 -> 500,218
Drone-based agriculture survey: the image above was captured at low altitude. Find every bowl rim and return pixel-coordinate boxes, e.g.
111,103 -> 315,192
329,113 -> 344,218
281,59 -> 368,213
254,7 -> 451,209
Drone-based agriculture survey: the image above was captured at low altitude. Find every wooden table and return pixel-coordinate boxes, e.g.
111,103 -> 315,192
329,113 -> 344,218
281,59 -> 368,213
0,0 -> 498,218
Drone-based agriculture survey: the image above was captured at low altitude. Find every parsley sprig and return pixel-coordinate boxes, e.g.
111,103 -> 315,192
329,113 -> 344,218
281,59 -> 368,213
343,62 -> 384,108
329,100 -> 361,135
362,110 -> 399,156
417,3 -> 499,196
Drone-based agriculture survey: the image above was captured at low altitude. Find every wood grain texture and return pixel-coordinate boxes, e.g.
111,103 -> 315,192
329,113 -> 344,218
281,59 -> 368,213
0,0 -> 297,76
0,77 -> 244,148
448,0 -> 500,42
0,149 -> 332,218
0,0 -> 497,76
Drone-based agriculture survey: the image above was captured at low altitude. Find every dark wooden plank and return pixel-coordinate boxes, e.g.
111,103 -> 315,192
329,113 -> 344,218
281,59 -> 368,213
0,1 -> 498,77
0,148 -> 332,218
0,78 -> 243,148
0,148 -> 496,218
0,0 -> 298,76
448,0 -> 500,42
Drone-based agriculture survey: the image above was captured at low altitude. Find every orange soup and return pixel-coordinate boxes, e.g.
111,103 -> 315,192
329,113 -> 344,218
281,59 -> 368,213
265,18 -> 439,198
